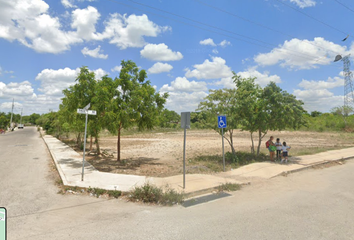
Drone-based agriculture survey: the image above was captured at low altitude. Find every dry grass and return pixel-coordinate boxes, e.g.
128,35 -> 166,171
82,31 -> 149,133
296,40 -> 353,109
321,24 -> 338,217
59,129 -> 354,177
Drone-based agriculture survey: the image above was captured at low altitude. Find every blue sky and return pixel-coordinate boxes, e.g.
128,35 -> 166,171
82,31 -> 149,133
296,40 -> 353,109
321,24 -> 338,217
1,0 -> 354,115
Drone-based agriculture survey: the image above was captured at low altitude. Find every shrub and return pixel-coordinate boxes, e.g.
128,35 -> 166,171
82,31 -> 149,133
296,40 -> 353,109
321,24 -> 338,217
217,183 -> 241,192
107,190 -> 122,198
129,183 -> 184,205
91,188 -> 106,198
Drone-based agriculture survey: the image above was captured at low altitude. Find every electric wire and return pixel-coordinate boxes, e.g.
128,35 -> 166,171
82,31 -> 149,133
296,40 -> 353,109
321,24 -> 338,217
192,0 -> 344,55
105,0 -> 272,49
104,0 -> 342,68
275,0 -> 349,36
333,0 -> 354,14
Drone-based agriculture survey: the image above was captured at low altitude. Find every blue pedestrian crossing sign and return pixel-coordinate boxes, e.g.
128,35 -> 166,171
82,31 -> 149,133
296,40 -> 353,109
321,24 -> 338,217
218,115 -> 227,128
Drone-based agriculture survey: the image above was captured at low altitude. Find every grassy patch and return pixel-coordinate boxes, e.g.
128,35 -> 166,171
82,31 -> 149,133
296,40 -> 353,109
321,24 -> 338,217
217,183 -> 241,192
57,185 -> 122,199
129,183 -> 184,206
291,146 -> 352,156
107,190 -> 122,198
189,151 -> 267,173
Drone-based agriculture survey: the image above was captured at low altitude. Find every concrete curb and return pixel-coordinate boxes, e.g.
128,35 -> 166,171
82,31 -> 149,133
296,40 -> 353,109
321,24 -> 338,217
41,134 -> 69,186
271,157 -> 354,178
183,181 -> 250,199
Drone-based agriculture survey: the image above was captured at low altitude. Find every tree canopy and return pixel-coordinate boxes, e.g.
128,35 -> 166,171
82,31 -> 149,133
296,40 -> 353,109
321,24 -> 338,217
58,60 -> 168,161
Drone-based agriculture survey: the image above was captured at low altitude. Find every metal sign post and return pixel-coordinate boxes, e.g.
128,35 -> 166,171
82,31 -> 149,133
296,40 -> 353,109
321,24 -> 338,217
77,103 -> 96,181
218,115 -> 227,172
181,112 -> 190,189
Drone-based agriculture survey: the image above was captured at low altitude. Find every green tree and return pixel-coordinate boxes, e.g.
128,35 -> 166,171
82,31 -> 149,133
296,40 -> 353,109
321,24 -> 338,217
158,109 -> 180,128
29,113 -> 41,124
90,75 -> 117,154
310,111 -> 322,117
234,75 -> 306,155
198,88 -> 240,156
0,115 -> 9,128
105,60 -> 168,161
60,67 -> 97,148
331,105 -> 354,116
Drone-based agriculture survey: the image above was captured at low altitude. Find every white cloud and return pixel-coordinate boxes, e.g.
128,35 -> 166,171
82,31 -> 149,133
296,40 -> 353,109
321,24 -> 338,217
293,89 -> 342,112
35,67 -> 107,97
0,81 -> 34,99
0,67 -> 108,114
160,77 -> 207,93
163,91 -> 208,113
294,73 -> 345,112
237,67 -> 281,86
35,67 -> 80,96
200,38 -> 216,46
159,77 -> 208,112
213,67 -> 281,88
298,77 -> 344,90
0,2 -> 170,53
93,68 -> 108,80
99,14 -> 171,49
185,57 -> 232,80
148,62 -> 173,74
212,77 -> 235,89
81,45 -> 108,59
111,66 -> 122,72
0,0 -> 82,53
219,40 -> 231,47
212,49 -> 219,54
140,43 -> 183,61
61,0 -> 77,8
254,37 -> 349,70
71,6 -> 101,41
289,0 -> 316,8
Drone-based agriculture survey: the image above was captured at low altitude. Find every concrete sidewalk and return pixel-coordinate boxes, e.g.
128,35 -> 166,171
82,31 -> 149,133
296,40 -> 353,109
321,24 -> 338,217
43,135 -> 354,195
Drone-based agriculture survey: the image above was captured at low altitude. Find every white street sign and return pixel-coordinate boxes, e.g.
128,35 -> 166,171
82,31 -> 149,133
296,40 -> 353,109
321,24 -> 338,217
87,110 -> 97,115
77,109 -> 86,114
84,103 -> 91,110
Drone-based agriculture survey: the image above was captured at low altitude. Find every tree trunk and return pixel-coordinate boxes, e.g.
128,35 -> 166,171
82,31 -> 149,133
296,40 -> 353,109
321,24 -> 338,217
95,135 -> 100,155
228,129 -> 236,155
224,134 -> 236,156
250,132 -> 255,154
90,135 -> 93,151
257,129 -> 262,156
117,122 -> 122,161
76,132 -> 81,148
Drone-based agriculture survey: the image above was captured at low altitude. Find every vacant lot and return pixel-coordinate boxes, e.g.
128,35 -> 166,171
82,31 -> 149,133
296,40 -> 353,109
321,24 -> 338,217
71,129 -> 354,177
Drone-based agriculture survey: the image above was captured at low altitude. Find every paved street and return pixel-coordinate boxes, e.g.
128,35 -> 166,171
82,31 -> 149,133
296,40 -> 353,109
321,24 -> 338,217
1,127 -> 354,239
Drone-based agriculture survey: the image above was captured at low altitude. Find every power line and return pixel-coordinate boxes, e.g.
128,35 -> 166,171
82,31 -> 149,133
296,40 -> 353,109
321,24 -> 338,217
104,0 -> 271,49
126,0 -> 276,48
106,0 -> 337,65
193,0 -> 344,55
275,0 -> 349,36
333,0 -> 354,14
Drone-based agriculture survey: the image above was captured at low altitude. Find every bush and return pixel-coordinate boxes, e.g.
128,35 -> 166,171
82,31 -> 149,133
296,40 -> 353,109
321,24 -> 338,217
91,188 -> 106,198
217,183 -> 241,192
129,183 -> 184,205
107,190 -> 122,198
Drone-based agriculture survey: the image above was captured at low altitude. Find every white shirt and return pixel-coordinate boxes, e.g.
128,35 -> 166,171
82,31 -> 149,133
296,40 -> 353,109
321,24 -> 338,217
275,142 -> 282,150
282,145 -> 291,152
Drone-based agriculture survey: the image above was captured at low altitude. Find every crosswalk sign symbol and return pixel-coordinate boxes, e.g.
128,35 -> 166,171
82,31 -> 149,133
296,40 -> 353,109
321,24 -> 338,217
218,116 -> 227,128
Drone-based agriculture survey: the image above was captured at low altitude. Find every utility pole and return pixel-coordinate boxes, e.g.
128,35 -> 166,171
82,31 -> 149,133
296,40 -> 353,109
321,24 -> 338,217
334,54 -> 354,123
343,56 -> 354,116
20,108 -> 23,125
9,98 -> 14,130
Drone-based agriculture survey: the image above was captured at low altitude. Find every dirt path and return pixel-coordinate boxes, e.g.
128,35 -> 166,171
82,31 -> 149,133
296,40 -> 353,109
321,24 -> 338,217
76,129 -> 354,177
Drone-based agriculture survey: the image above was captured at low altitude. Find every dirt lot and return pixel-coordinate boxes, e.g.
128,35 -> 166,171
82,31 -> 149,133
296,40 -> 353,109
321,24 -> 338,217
67,129 -> 354,177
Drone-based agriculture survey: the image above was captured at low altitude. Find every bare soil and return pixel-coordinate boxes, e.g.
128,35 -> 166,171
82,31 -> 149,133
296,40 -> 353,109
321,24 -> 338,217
68,129 -> 354,177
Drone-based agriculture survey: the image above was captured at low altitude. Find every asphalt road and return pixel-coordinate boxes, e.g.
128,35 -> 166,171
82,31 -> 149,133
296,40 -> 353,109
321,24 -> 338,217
1,127 -> 354,240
